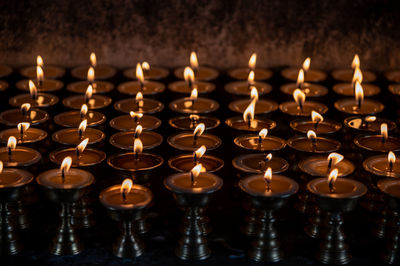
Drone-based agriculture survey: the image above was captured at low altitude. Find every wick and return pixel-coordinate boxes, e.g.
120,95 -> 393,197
7,147 -> 12,161
298,102 -> 303,113
389,161 -> 393,172
139,80 -> 144,91
134,152 -> 139,160
190,118 -> 198,129
190,172 -> 195,187
38,79 -> 43,88
76,148 -> 80,163
327,158 -> 332,171
311,138 -> 317,152
193,134 -> 198,146
193,153 -> 197,164
134,131 -> 139,139
188,79 -> 192,90
328,180 -> 335,193
134,117 -> 139,124
265,181 -> 271,192
20,129 -> 24,142
382,136 -> 386,144
314,121 -> 319,130
357,98 -> 362,109
247,119 -> 251,128
258,135 -> 262,145
122,189 -> 127,203
78,129 -> 83,139
61,169 -> 65,184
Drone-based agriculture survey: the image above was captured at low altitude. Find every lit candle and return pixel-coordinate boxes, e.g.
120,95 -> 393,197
0,103 -> 49,127
9,80 -> 59,108
228,53 -> 273,80
0,122 -> 47,145
281,57 -> 327,82
228,86 -> 278,115
63,84 -> 112,110
354,122 -> 400,152
233,153 -> 289,175
280,68 -> 328,97
299,153 -> 355,177
225,68 -> 272,96
123,61 -> 169,80
234,128 -> 286,152
333,67 -> 380,96
344,115 -> 396,133
169,89 -> 219,114
54,104 -> 106,128
364,151 -> 400,178
169,115 -> 220,131
52,119 -> 105,146
289,111 -> 341,135
0,136 -> 41,167
109,112 -> 161,132
173,51 -> 219,81
280,89 -> 328,117
288,130 -> 341,154
16,64 -> 63,92
332,54 -> 376,82
71,52 -> 116,80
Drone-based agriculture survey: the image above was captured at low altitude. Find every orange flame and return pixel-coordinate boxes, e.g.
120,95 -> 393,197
265,153 -> 272,161
293,89 -> 306,108
351,54 -> 360,69
355,81 -> 364,106
302,57 -> 311,72
328,168 -> 338,189
80,104 -> 88,117
0,161 -> 3,175
60,156 -> 72,173
121,178 -> 133,194
259,128 -> 268,138
352,67 -> 363,84
248,53 -> 257,70
21,103 -> 31,115
90,52 -> 96,67
296,69 -> 304,88
29,80 -> 38,99
87,67 -> 95,83
17,122 -> 30,134
307,130 -> 317,141
264,167 -> 272,189
365,116 -> 376,122
142,62 -> 150,71
133,138 -> 143,154
129,111 -> 143,120
328,153 -> 344,166
194,145 -> 206,160
250,86 -> 258,101
193,123 -> 205,137
7,136 -> 17,150
85,85 -> 93,100
77,138 -> 89,154
190,87 -> 198,100
78,119 -> 87,135
135,125 -> 143,136
136,63 -> 144,83
184,67 -> 195,84
388,151 -> 396,165
311,111 -> 323,124
243,100 -> 255,124
190,51 -> 199,69
191,163 -> 206,178
36,66 -> 44,83
247,70 -> 255,85
136,92 -> 143,102
381,123 -> 388,141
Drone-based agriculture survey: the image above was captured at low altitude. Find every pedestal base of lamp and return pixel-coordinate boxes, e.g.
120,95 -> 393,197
382,213 -> 400,265
0,203 -> 22,256
241,207 -> 258,236
135,216 -> 148,234
113,221 -> 144,258
71,200 -> 94,229
305,207 -> 322,239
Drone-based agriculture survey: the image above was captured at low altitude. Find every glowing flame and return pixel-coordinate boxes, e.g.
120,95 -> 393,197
349,118 -> 362,129
355,82 -> 364,106
264,167 -> 272,186
243,100 -> 255,124
250,86 -> 258,101
328,153 -> 344,166
135,125 -> 143,136
311,111 -> 323,124
352,67 -> 363,84
296,69 -> 304,88
133,138 -> 143,154
259,128 -> 268,138
36,55 -> 44,67
121,178 -> 133,194
381,123 -> 388,141
265,153 -> 272,161
193,123 -> 205,137
77,138 -> 89,154
80,104 -> 88,117
302,57 -> 311,72
365,116 -> 376,122
190,87 -> 198,100
0,161 -> 3,175
18,122 -> 30,134
87,67 -> 95,83
60,157 -> 72,173
190,51 -> 199,69
21,103 -> 31,115
90,52 -> 96,67
190,114 -> 200,121
194,145 -> 206,160
351,54 -> 360,69
247,70 -> 255,85
191,163 -> 206,179
248,53 -> 257,70
184,67 -> 195,84
328,168 -> 338,188
136,63 -> 144,83
85,84 -> 93,99
136,92 -> 143,102
142,62 -> 150,71
36,66 -> 44,83
129,111 -> 143,120
7,136 -> 17,150
307,130 -> 317,141
388,151 -> 396,165
78,119 -> 87,135
293,89 -> 306,108
29,80 -> 38,99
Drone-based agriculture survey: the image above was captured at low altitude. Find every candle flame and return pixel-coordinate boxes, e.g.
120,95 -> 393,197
297,69 -> 304,88
136,92 -> 143,102
135,125 -> 143,136
194,145 -> 206,159
7,136 -> 17,150
18,122 -> 30,134
307,130 -> 317,140
190,51 -> 199,69
133,138 -> 143,154
191,163 -> 206,179
80,104 -> 88,117
90,52 -> 96,67
355,81 -> 364,106
36,66 -> 44,83
293,89 -> 306,108
190,114 -> 199,121
388,151 -> 396,165
77,138 -> 89,154
328,153 -> 344,166
259,128 -> 268,138
78,119 -> 87,135
365,116 -> 376,122
352,67 -> 363,84
250,86 -> 258,101
248,53 -> 257,70
193,123 -> 205,137
243,100 -> 255,124
0,161 -> 3,175
328,168 -> 338,187
190,87 -> 198,100
351,54 -> 360,69
85,84 -> 93,99
381,123 -> 388,141
129,111 -> 143,120
265,153 -> 272,161
121,178 -> 133,194
264,167 -> 272,184
29,80 -> 38,99
184,67 -> 195,84
142,62 -> 150,71
302,57 -> 311,72
311,111 -> 324,123
60,156 -> 72,173
37,55 -> 44,67
247,70 -> 255,85
136,63 -> 144,83
21,103 -> 31,115
87,67 -> 95,83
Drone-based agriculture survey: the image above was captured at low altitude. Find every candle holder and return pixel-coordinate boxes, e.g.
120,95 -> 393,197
287,135 -> 341,156
0,127 -> 47,145
280,83 -> 328,98
168,80 -> 215,94
279,101 -> 328,117
99,183 -> 153,258
168,132 -> 222,152
332,69 -> 376,82
307,178 -> 367,264
117,80 -> 165,96
54,110 -> 106,128
227,67 -> 272,80
20,65 -> 65,79
225,116 -> 277,138
109,114 -> 161,132
168,154 -> 224,173
63,94 -> 112,110
377,178 -> 400,264
0,108 -> 49,127
354,134 -> 400,153
281,68 -> 327,82
169,116 -> 220,131
0,65 -> 12,78
290,118 -> 342,135
36,168 -> 94,255
0,168 -> 33,256
239,174 -> 298,262
9,93 -> 59,108
234,134 -> 286,153
174,66 -> 219,81
124,65 -> 169,80
114,98 -> 164,114
169,97 -> 219,114
16,79 -> 64,92
67,81 -> 114,94
164,172 -> 223,260
333,83 -> 380,96
109,131 -> 163,151
71,64 -> 116,80
225,81 -> 272,98
228,99 -> 278,115
52,128 -> 105,146
334,98 -> 384,116
385,70 -> 400,83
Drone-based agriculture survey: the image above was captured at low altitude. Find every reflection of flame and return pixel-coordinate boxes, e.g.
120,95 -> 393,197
142,62 -> 150,71
193,123 -> 205,137
250,86 -> 258,101
36,66 -> 44,83
365,116 -> 376,122
18,122 -> 30,134
29,80 -> 38,100
328,168 -> 338,189
352,67 -> 363,84
133,138 -> 143,154
381,123 -> 388,141
129,111 -> 143,120
296,69 -> 304,88
80,104 -> 88,117
349,118 -> 362,129
194,145 -> 206,159
0,161 -> 3,174
87,67 -> 95,83
90,52 -> 96,67
243,100 -> 255,124
302,57 -> 311,72
190,51 -> 199,69
136,92 -> 143,102
78,119 -> 87,135
248,53 -> 257,70
355,81 -> 364,106
121,178 -> 133,194
388,151 -> 396,165
184,67 -> 195,84
190,87 -> 198,100
259,128 -> 268,138
265,153 -> 272,161
136,63 -> 144,83
61,156 -> 72,173
293,89 -> 306,108
328,153 -> 344,166
351,54 -> 360,69
7,136 -> 17,150
311,111 -> 323,123
307,130 -> 317,140
37,56 -> 44,67
247,70 -> 255,85
77,138 -> 89,154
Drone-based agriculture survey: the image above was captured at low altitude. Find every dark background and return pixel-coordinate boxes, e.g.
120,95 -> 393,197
1,0 -> 400,70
